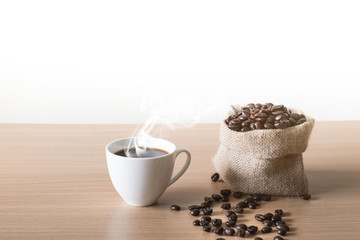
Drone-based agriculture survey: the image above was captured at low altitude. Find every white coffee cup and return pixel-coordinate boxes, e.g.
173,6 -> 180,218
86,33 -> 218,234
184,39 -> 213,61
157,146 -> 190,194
106,137 -> 191,206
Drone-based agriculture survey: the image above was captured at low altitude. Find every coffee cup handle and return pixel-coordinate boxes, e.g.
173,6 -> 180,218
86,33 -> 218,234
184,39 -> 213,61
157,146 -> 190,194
168,148 -> 191,187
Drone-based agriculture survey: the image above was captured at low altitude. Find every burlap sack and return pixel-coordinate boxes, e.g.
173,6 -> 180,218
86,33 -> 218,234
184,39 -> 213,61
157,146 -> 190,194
213,105 -> 315,196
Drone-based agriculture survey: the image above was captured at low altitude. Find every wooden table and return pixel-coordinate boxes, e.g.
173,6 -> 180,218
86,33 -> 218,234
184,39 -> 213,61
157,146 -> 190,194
0,122 -> 359,240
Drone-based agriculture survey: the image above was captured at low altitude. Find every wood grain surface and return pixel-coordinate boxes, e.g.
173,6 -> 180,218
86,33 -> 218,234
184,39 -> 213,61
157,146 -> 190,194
0,122 -> 359,240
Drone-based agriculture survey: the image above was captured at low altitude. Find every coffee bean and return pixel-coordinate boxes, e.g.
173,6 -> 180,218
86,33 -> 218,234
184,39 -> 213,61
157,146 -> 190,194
216,238 -> 225,240
201,216 -> 211,223
200,221 -> 210,226
193,219 -> 200,226
236,224 -> 247,230
276,224 -> 290,231
201,201 -> 210,208
225,220 -> 236,227
228,119 -> 242,131
188,205 -> 201,210
224,227 -> 235,236
254,238 -> 263,240
278,229 -> 287,236
204,196 -> 214,203
241,126 -> 251,132
211,173 -> 220,182
274,209 -> 283,216
244,198 -> 254,204
220,190 -> 232,197
255,214 -> 266,221
254,200 -> 261,206
263,219 -> 273,226
248,203 -> 256,209
212,218 -> 222,227
262,226 -> 272,233
221,196 -> 230,202
170,205 -> 181,211
301,193 -> 312,200
237,229 -> 246,238
228,214 -> 238,222
264,123 -> 275,129
236,202 -> 248,208
190,209 -> 200,216
221,203 -> 231,210
233,191 -> 243,198
202,225 -> 211,232
202,207 -> 213,215
275,221 -> 286,226
212,194 -> 222,201
225,211 -> 236,217
214,227 -> 224,235
275,115 -> 284,121
264,213 -> 273,220
271,214 -> 282,222
252,195 -> 262,201
247,225 -> 258,234
234,207 -> 244,213
274,236 -> 284,240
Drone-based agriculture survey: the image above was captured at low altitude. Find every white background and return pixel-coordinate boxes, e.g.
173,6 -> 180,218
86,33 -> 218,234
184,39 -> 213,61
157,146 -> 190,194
1,0 -> 359,124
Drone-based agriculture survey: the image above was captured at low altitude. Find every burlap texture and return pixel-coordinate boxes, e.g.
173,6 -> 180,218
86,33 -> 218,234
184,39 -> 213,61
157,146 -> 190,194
213,105 -> 315,196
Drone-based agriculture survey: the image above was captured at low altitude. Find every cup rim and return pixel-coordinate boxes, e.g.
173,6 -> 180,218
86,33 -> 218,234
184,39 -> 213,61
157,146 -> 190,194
106,137 -> 175,159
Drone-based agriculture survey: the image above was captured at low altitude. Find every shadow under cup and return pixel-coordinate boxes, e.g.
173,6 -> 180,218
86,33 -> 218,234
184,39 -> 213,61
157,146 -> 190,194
106,137 -> 191,206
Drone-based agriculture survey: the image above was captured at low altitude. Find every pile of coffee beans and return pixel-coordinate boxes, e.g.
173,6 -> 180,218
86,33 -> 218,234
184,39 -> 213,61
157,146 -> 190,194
225,103 -> 307,132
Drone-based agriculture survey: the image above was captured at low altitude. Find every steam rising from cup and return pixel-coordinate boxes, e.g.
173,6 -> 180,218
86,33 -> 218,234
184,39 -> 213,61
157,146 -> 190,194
125,91 -> 224,157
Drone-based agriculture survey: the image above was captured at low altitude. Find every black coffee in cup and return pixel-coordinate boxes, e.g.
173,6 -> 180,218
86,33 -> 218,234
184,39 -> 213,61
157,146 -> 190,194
114,147 -> 168,158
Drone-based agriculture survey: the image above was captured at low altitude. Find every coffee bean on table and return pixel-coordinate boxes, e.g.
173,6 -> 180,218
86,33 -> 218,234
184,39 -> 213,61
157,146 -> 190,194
274,209 -> 284,216
220,189 -> 232,197
224,227 -> 235,236
204,196 -> 213,203
190,209 -> 200,216
188,205 -> 201,210
216,238 -> 225,240
211,173 -> 220,182
234,207 -> 244,213
225,220 -> 236,227
247,225 -> 258,234
225,211 -> 236,217
221,196 -> 230,202
264,213 -> 273,220
252,195 -> 262,200
236,201 -> 248,208
193,219 -> 200,226
201,216 -> 211,223
255,238 -> 263,240
275,221 -> 286,226
244,198 -> 254,204
221,203 -> 231,210
237,229 -> 246,238
202,225 -> 211,232
263,219 -> 273,226
274,236 -> 284,240
236,224 -> 247,230
170,205 -> 181,211
214,227 -> 224,235
212,218 -> 222,227
262,226 -> 272,233
233,191 -> 243,198
212,194 -> 222,201
301,193 -> 312,200
228,214 -> 238,222
271,214 -> 282,222
202,207 -> 213,215
201,201 -> 210,208
254,200 -> 261,206
248,202 -> 256,209
276,224 -> 290,231
255,214 -> 266,221
278,229 -> 287,236
200,221 -> 210,226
